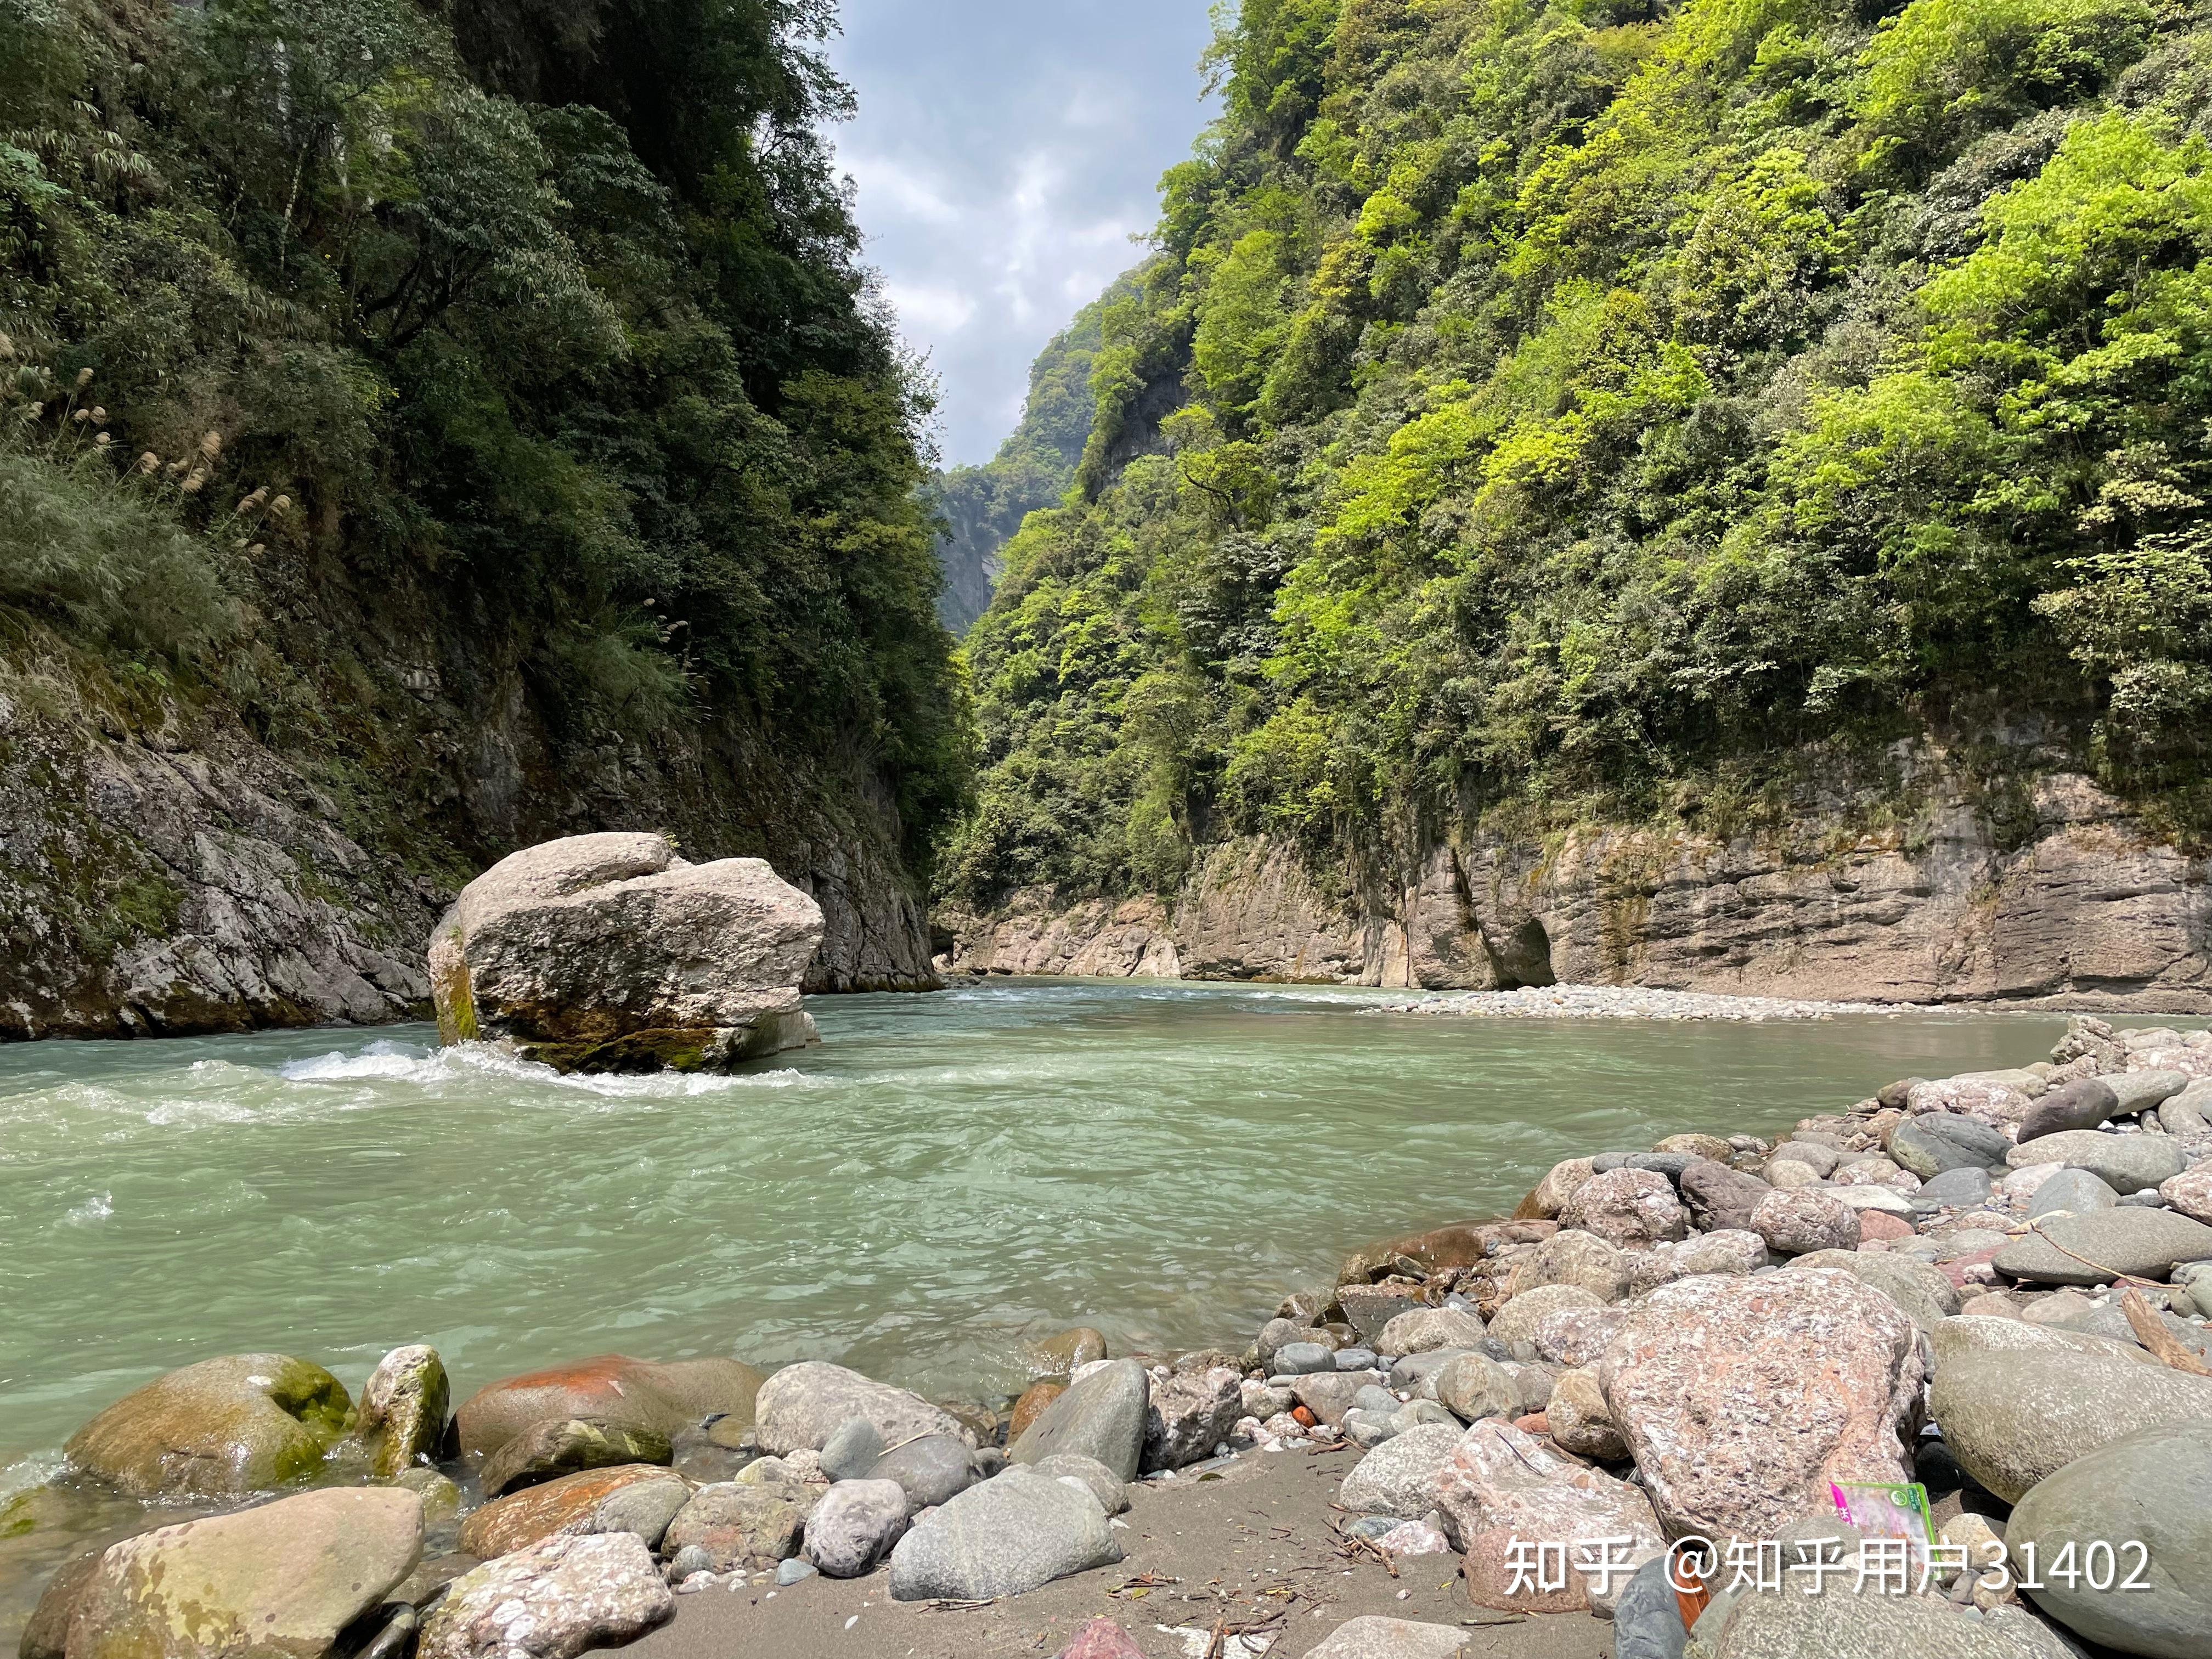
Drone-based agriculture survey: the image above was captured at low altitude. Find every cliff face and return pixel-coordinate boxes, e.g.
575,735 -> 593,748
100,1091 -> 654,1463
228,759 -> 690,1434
0,635 -> 935,1041
939,764 -> 2212,1011
0,0 -> 955,1039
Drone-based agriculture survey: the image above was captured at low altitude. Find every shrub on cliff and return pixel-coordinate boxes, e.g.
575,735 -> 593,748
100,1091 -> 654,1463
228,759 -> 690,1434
945,0 -> 2212,906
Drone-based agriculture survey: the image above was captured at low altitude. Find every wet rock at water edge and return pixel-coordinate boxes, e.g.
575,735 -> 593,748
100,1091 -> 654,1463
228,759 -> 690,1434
64,1487 -> 422,1659
1928,1348 -> 2212,1502
888,1465 -> 1122,1601
2006,1420 -> 2212,1658
752,1361 -> 973,1457
1992,1207 -> 2212,1284
419,1532 -> 672,1659
478,1417 -> 674,1498
455,1354 -> 763,1457
805,1478 -> 909,1578
357,1344 -> 450,1478
1600,1268 -> 1923,1541
2005,1130 -> 2190,1195
427,831 -> 823,1072
1335,1282 -> 1428,1341
1255,1317 -> 1317,1372
1142,1365 -> 1242,1471
1029,1327 -> 1109,1374
1009,1358 -> 1149,1481
1558,1167 -> 1688,1248
458,1464 -> 685,1559
64,1353 -> 356,1497
1519,1158 -> 1597,1220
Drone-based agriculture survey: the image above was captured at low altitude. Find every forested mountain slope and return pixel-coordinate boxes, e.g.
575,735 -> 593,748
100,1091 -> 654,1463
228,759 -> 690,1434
941,0 -> 2212,1004
0,0 -> 966,1036
928,295 -> 1110,631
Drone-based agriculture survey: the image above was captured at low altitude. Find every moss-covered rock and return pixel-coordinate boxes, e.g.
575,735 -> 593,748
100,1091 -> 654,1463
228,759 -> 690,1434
64,1353 -> 356,1497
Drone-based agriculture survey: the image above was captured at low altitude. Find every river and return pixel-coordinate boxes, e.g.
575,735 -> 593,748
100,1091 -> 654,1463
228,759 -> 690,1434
0,979 -> 2072,1629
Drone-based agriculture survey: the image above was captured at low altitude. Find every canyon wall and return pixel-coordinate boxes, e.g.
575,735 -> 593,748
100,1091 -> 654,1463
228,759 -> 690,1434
0,649 -> 934,1043
938,767 -> 2212,1011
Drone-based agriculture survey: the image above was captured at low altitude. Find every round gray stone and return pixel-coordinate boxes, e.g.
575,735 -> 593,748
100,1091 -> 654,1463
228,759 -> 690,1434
1891,1114 -> 2010,1180
818,1416 -> 885,1483
886,1467 -> 1121,1601
2027,1167 -> 2119,1219
1008,1358 -> 1148,1482
1928,1348 -> 2212,1502
1273,1342 -> 1334,1375
867,1434 -> 974,1514
2006,1130 -> 2191,1194
2009,1420 -> 2212,1658
1916,1165 -> 1994,1209
1993,1207 -> 2212,1284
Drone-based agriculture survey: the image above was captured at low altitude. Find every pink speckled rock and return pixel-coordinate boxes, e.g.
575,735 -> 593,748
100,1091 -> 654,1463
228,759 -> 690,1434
419,1533 -> 671,1659
1599,1269 -> 1923,1543
2161,1164 -> 2212,1224
1557,1168 -> 1686,1248
1750,1188 -> 1861,1255
1436,1420 -> 1663,1614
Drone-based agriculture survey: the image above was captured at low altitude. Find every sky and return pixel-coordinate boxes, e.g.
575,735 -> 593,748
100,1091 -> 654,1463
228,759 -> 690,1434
826,1 -> 1220,466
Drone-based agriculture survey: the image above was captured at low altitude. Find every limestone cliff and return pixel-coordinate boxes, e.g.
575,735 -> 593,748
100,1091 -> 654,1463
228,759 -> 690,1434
939,763 -> 2212,1011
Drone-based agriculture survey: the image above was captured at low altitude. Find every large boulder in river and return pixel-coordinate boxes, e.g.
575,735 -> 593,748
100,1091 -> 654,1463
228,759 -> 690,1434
456,1353 -> 764,1457
428,832 -> 823,1073
1599,1269 -> 1923,1541
2007,1421 -> 2212,1658
753,1362 -> 974,1457
64,1355 -> 355,1497
65,1487 -> 421,1659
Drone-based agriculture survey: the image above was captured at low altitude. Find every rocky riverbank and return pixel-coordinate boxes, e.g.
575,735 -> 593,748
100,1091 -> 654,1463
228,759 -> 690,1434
10,1012 -> 2212,1659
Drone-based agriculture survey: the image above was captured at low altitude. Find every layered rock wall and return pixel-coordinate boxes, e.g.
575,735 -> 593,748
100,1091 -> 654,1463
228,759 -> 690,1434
939,768 -> 2212,1009
0,640 -> 935,1041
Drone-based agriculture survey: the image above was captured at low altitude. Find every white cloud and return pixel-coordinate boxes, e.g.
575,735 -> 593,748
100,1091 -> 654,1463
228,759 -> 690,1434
828,0 -> 1217,464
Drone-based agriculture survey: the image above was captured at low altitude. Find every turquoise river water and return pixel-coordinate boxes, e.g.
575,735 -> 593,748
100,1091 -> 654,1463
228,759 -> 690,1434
0,978 -> 2075,1630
